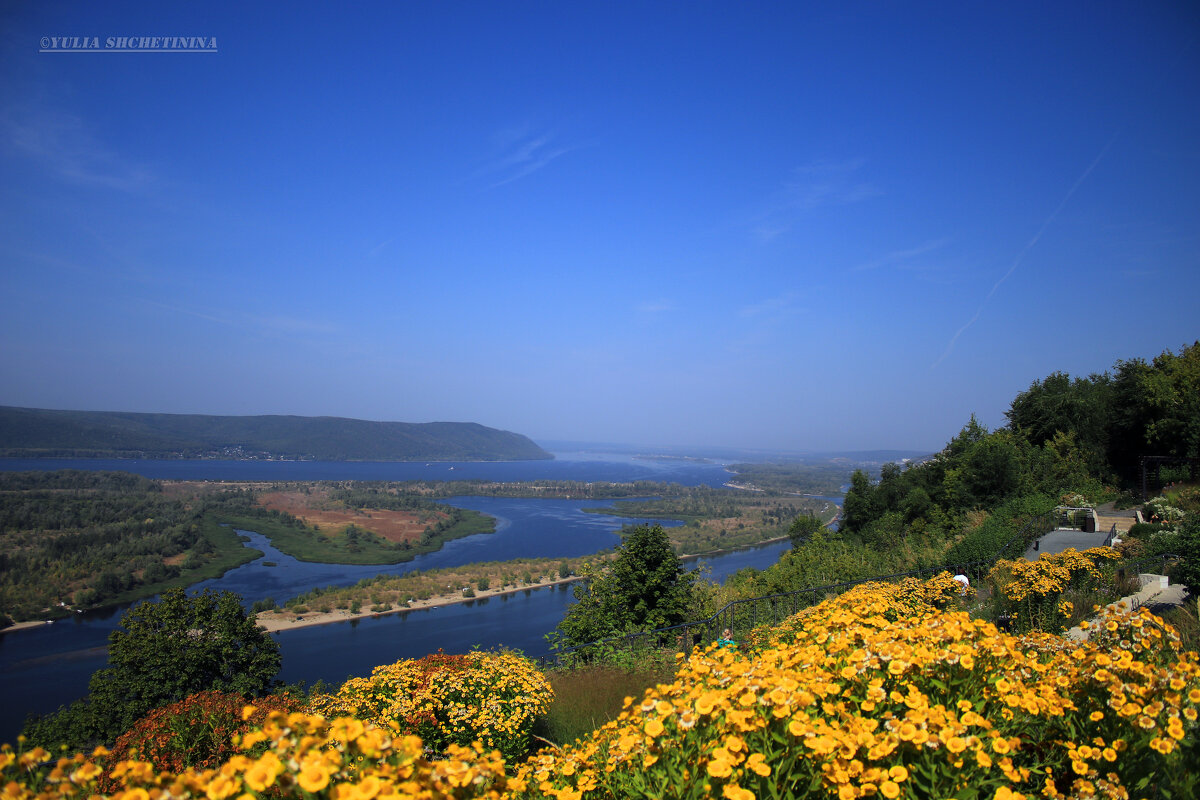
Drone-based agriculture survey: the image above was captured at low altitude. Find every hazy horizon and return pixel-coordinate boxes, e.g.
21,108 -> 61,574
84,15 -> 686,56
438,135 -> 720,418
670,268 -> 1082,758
2,2 -> 1197,454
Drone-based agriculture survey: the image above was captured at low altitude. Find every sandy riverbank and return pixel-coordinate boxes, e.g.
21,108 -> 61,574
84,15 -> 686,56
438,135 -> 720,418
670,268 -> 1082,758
0,620 -> 56,636
254,575 -> 584,634
254,533 -> 799,634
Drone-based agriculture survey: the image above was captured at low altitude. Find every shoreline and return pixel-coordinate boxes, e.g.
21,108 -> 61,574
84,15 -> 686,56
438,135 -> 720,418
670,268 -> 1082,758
0,534 -> 806,638
255,575 -> 584,634
256,533 -> 808,635
0,620 -> 56,636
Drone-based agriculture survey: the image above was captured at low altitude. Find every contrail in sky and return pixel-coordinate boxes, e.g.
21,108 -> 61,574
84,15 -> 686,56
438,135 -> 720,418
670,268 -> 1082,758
930,132 -> 1120,369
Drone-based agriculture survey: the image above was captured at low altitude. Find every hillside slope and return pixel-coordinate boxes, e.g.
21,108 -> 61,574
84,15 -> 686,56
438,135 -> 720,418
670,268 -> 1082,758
0,407 -> 552,461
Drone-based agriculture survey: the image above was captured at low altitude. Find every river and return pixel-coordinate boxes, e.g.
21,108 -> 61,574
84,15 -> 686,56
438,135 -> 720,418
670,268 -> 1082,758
0,453 -> 808,742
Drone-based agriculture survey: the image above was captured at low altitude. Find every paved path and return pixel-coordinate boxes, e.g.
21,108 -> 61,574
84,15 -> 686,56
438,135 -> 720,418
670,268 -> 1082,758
1093,501 -> 1139,537
1067,574 -> 1190,641
1023,528 -> 1111,560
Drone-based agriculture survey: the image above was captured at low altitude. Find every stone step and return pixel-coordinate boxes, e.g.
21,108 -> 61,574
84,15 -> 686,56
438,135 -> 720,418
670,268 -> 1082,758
1094,515 -> 1133,533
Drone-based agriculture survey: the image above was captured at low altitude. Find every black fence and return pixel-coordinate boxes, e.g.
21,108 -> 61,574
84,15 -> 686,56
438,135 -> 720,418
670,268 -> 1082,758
1140,456 -> 1200,500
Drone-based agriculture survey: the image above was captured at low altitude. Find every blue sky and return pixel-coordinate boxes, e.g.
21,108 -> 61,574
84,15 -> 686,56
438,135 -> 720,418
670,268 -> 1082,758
1,1 -> 1197,453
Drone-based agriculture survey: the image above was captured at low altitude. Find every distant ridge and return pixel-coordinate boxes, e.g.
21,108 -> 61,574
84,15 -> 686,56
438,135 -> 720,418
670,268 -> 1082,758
0,407 -> 552,462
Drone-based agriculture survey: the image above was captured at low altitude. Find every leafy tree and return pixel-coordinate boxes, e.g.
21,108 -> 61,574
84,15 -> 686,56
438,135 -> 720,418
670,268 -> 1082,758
839,469 -> 877,535
900,486 -> 933,523
552,525 -> 696,648
957,430 -> 1024,508
1107,342 -> 1200,483
25,588 -> 280,747
788,514 -> 823,548
1168,516 -> 1200,596
1137,343 -> 1200,460
1006,370 -> 1113,474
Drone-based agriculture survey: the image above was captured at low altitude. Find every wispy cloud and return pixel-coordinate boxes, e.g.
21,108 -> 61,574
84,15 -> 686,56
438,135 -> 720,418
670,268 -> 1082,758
367,238 -> 394,259
3,106 -> 155,192
637,300 -> 675,313
752,158 -> 881,242
472,125 -> 580,189
851,238 -> 950,272
931,134 -> 1120,369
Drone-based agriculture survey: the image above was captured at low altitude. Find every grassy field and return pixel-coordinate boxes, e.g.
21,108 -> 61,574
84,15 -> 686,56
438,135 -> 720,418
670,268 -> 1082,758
534,658 -> 677,747
590,493 -> 838,555
213,509 -> 494,565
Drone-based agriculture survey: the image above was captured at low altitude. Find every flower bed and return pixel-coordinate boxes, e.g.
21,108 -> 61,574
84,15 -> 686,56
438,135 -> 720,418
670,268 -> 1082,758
308,650 -> 553,762
3,575 -> 1196,800
988,547 -> 1120,633
518,579 -> 1198,799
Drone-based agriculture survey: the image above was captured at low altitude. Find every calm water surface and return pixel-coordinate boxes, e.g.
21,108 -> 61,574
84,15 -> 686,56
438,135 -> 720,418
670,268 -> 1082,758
0,452 -> 735,487
0,454 -> 802,742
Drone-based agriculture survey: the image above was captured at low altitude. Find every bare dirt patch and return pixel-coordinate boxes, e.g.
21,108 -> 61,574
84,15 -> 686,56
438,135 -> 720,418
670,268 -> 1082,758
257,489 -> 444,544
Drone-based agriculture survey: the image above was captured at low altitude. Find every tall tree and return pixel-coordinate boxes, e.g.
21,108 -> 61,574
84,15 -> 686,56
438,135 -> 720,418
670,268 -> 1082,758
1006,370 -> 1113,474
788,514 -> 824,548
1107,342 -> 1200,482
87,588 -> 280,740
839,469 -> 877,536
552,524 -> 696,648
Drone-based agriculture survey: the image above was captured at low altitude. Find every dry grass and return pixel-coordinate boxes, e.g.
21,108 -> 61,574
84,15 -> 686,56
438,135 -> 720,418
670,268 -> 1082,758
257,489 -> 441,544
534,661 -> 677,749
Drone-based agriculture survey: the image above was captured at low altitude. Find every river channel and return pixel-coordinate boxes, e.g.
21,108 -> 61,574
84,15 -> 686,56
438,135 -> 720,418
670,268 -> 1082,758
0,453 -> 807,742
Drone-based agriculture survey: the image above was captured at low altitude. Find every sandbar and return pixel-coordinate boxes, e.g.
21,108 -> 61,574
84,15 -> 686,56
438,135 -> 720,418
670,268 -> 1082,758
254,575 -> 582,634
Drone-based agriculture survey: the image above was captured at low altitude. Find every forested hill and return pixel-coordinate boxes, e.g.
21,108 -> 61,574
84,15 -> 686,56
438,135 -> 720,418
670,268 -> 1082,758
0,407 -> 552,461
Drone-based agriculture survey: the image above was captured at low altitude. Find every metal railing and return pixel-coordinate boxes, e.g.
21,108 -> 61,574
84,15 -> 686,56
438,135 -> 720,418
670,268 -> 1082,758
1053,505 -> 1098,531
551,508 -> 1142,664
1115,553 -> 1180,582
994,510 -> 1058,560
1103,522 -> 1119,549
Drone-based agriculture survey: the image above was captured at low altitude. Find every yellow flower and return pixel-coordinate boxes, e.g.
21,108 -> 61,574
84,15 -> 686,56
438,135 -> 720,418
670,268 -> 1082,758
69,762 -> 102,784
696,691 -> 722,716
205,774 -> 240,800
298,761 -> 331,793
722,785 -> 755,800
993,788 -> 1026,800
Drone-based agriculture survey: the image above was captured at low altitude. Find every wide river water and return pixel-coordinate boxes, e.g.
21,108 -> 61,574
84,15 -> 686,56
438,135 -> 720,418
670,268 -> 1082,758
0,453 -> 808,742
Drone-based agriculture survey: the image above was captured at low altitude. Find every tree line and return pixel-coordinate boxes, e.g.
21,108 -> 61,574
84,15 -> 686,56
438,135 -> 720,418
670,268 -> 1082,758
557,343 -> 1200,647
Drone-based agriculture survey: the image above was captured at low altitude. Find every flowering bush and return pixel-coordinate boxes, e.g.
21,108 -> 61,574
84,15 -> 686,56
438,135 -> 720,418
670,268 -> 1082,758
516,579 -> 1199,800
3,577 -> 1197,800
1060,492 -> 1093,509
899,570 -> 972,608
1,710 -> 514,800
106,690 -> 301,778
308,650 -> 553,761
988,547 -> 1120,633
1145,496 -> 1186,525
